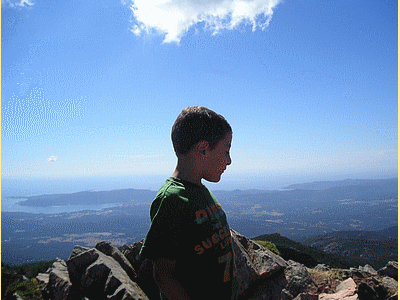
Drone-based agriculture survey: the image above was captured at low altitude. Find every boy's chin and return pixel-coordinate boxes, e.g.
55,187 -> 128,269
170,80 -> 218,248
204,175 -> 222,183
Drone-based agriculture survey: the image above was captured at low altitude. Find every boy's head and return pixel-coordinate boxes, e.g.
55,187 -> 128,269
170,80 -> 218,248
171,106 -> 232,156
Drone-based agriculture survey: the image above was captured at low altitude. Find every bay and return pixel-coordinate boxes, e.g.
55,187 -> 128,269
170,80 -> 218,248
1,197 -> 121,214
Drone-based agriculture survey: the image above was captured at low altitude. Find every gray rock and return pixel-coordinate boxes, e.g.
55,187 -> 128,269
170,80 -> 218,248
382,276 -> 398,292
357,282 -> 376,300
96,241 -> 138,280
68,245 -> 91,260
358,264 -> 377,275
36,272 -> 50,284
281,288 -> 294,300
67,247 -> 100,287
365,277 -> 389,299
39,258 -> 73,300
122,240 -> 161,300
378,261 -> 398,280
315,264 -> 330,272
343,267 -> 365,279
349,267 -> 365,278
67,247 -> 148,300
231,229 -> 288,300
282,261 -> 316,300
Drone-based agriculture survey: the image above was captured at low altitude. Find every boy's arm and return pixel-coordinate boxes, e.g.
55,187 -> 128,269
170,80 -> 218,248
153,257 -> 191,300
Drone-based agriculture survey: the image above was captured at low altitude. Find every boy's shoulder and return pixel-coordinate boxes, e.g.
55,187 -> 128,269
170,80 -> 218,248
155,177 -> 191,202
150,177 -> 193,215
156,177 -> 210,200
151,177 -> 214,216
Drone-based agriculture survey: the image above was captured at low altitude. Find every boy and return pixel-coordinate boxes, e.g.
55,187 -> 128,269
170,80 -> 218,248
140,106 -> 237,300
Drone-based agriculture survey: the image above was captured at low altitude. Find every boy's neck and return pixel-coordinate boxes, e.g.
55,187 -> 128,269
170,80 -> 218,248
172,156 -> 203,186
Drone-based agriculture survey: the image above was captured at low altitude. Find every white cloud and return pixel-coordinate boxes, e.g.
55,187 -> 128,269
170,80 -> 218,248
128,0 -> 282,43
3,0 -> 34,8
47,155 -> 58,162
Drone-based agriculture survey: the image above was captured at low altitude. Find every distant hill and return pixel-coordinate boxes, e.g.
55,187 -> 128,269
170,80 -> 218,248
253,232 -> 365,269
377,226 -> 398,239
17,189 -> 156,207
254,228 -> 397,270
299,230 -> 397,269
3,177 -> 397,267
282,178 -> 398,190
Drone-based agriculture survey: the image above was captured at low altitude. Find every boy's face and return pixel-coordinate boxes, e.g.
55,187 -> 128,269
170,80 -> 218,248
203,133 -> 232,183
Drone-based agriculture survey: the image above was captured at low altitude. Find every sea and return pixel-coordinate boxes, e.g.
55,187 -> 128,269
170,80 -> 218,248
4,173 -> 392,215
1,197 -> 121,214
1,175 -> 167,215
0,173 -> 292,214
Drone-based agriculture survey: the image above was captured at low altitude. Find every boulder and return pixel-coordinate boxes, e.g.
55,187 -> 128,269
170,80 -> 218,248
382,276 -> 398,292
95,241 -> 137,280
357,282 -> 379,300
343,268 -> 366,280
45,259 -> 72,300
231,229 -> 288,300
69,245 -> 91,258
358,264 -> 377,276
36,272 -> 50,284
349,268 -> 365,278
378,261 -> 398,280
281,261 -> 316,299
319,278 -> 358,300
366,277 -> 388,299
38,258 -> 73,300
121,240 -> 162,300
67,246 -> 148,300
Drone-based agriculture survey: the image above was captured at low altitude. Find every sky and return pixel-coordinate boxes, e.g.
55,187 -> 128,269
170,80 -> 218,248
1,0 -> 398,194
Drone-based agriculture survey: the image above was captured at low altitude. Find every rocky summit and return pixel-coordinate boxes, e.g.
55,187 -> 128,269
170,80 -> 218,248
37,229 -> 398,300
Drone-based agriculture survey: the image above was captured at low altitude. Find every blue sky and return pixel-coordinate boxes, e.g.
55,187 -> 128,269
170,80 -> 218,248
1,0 -> 398,192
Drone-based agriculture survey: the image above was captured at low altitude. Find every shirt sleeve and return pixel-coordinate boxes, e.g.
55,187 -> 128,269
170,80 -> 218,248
140,194 -> 191,260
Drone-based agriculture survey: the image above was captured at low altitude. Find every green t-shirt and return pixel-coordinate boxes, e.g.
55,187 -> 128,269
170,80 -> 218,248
140,177 -> 237,300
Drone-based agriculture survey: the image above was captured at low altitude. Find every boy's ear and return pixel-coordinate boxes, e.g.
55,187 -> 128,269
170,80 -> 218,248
194,140 -> 210,156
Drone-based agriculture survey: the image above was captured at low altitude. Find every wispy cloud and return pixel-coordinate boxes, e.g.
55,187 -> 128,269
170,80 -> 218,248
47,155 -> 58,162
3,0 -> 34,8
128,0 -> 282,43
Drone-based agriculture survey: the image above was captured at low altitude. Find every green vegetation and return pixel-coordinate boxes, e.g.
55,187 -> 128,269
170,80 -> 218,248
2,260 -> 54,300
252,240 -> 280,255
308,268 -> 343,282
4,278 -> 44,300
308,268 -> 344,292
2,260 -> 55,279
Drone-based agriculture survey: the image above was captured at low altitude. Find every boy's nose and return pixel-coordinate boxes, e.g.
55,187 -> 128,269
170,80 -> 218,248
226,154 -> 232,165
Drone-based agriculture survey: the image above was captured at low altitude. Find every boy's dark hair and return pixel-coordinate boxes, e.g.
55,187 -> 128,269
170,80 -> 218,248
171,106 -> 232,155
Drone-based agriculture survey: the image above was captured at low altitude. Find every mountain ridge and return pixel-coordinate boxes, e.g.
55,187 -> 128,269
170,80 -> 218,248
16,188 -> 156,207
282,178 -> 398,190
3,230 -> 398,300
253,227 -> 398,270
